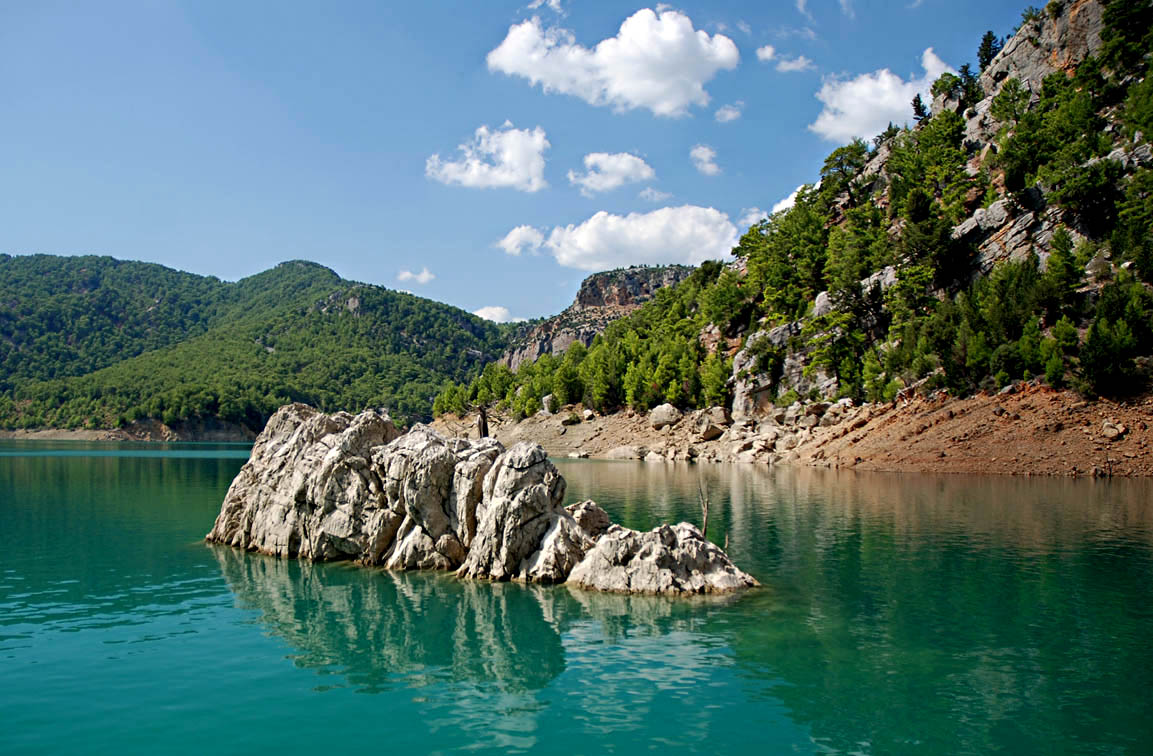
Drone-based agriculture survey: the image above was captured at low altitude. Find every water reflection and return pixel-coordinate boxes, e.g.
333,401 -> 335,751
213,461 -> 1153,754
211,545 -> 568,693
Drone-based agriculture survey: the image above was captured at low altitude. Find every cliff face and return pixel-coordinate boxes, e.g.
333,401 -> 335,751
502,265 -> 692,371
730,0 -> 1147,419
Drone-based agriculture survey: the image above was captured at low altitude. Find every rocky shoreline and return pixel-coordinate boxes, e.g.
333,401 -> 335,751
205,404 -> 758,596
0,417 -> 254,443
434,384 -> 1153,478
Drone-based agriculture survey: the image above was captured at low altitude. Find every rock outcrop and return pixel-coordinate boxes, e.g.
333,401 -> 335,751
501,265 -> 693,371
208,404 -> 757,596
567,523 -> 759,595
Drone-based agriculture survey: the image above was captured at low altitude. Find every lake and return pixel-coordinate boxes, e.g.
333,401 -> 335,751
3,441 -> 1152,754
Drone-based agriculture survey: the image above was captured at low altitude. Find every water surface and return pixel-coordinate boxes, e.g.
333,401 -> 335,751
2,441 -> 1152,754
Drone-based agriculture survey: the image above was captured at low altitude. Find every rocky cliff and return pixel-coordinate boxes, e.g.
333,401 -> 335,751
207,403 -> 757,595
502,265 -> 693,371
730,0 -> 1146,418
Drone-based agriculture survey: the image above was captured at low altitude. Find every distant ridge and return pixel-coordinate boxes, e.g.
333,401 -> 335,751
0,254 -> 505,432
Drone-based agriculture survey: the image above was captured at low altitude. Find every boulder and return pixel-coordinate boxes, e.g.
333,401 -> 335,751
812,290 -> 833,318
566,500 -> 611,539
566,523 -> 759,595
206,404 -> 401,561
649,403 -> 684,429
457,442 -> 569,582
696,407 -> 730,441
1101,421 -> 1127,441
606,445 -> 645,460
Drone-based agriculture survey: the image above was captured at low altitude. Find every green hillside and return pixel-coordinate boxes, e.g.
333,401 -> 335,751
0,256 -> 504,430
436,1 -> 1153,419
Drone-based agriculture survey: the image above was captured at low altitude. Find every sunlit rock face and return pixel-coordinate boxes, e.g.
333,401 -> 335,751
208,405 -> 757,595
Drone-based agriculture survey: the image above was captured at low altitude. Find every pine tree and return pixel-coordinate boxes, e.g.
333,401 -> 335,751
977,31 -> 1003,72
912,93 -> 929,122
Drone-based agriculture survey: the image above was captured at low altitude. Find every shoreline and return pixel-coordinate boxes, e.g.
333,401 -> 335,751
0,418 -> 255,443
7,385 -> 1151,477
432,385 -> 1153,478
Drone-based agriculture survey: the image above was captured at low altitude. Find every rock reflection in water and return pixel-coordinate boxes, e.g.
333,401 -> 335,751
210,545 -> 566,694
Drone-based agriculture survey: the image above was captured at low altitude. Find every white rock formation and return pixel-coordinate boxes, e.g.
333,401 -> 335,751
567,523 -> 759,595
208,405 -> 756,596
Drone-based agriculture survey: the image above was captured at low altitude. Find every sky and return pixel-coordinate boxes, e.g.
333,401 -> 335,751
0,0 -> 1027,321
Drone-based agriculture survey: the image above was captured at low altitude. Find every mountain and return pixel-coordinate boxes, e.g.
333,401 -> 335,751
500,265 -> 693,371
0,255 -> 504,432
436,0 -> 1153,422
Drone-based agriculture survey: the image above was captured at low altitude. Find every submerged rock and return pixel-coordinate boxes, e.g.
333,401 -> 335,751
208,405 -> 757,596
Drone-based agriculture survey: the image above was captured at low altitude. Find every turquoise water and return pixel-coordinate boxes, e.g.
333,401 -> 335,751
3,442 -> 1153,754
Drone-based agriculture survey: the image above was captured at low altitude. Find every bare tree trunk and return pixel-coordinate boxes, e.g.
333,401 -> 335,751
477,405 -> 489,438
697,482 -> 710,540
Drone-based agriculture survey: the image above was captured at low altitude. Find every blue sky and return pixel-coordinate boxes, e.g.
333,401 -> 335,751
1,0 -> 1026,321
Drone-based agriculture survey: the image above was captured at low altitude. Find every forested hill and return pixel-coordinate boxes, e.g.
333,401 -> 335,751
0,255 -> 505,431
436,0 -> 1153,421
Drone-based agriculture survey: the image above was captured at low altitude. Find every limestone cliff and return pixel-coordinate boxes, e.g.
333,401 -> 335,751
730,0 -> 1145,418
502,265 -> 693,371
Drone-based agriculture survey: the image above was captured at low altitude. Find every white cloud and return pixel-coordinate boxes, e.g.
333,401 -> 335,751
486,8 -> 739,117
737,21 -> 752,35
425,121 -> 549,192
398,267 -> 435,285
778,26 -> 818,41
839,0 -> 855,19
473,306 -> 525,323
755,44 -> 776,62
496,225 -> 545,256
526,0 -> 563,14
796,0 -> 813,22
772,185 -> 804,214
777,55 -> 815,73
639,186 -> 672,202
542,205 -> 739,271
715,101 -> 744,122
738,207 -> 766,228
690,144 -> 721,176
567,152 -> 655,196
809,47 -> 952,143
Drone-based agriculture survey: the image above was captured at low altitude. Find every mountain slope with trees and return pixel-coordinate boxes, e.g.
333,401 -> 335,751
0,256 -> 504,432
436,0 -> 1153,425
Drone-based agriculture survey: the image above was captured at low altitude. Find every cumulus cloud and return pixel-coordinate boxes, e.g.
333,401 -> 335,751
496,225 -> 545,256
500,206 -> 738,271
715,101 -> 744,122
777,55 -> 815,73
639,186 -> 672,202
486,8 -> 739,117
425,121 -> 549,192
755,44 -> 776,61
473,306 -> 525,323
398,267 -> 435,285
567,152 -> 655,196
772,185 -> 804,214
738,207 -> 767,228
809,47 -> 952,143
690,144 -> 721,176
546,206 -> 738,270
526,0 -> 562,13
